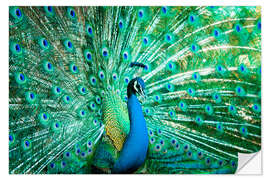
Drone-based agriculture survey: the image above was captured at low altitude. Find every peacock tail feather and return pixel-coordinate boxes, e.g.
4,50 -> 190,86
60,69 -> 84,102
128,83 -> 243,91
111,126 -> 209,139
9,6 -> 261,174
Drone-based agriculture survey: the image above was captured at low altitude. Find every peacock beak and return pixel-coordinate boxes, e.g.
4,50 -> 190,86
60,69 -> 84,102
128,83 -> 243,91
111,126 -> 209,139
138,89 -> 146,102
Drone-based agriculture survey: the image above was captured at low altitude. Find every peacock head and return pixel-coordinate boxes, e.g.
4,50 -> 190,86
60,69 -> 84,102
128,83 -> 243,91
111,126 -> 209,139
127,77 -> 146,99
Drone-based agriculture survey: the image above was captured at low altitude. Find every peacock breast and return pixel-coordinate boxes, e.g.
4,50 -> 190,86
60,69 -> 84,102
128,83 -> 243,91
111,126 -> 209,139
102,91 -> 130,151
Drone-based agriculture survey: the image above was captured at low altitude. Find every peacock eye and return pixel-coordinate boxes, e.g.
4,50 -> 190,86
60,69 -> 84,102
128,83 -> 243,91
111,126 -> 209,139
50,163 -> 55,168
16,8 -> 22,17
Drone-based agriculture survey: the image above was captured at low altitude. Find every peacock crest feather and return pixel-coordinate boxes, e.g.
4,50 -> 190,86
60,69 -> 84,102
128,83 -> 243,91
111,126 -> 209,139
9,6 -> 261,174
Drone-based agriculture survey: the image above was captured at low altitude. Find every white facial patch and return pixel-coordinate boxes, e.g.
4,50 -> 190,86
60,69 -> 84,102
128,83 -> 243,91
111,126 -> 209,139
134,80 -> 138,92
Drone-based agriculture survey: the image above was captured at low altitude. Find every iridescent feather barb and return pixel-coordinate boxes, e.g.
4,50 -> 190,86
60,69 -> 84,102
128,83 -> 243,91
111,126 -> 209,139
9,6 -> 261,174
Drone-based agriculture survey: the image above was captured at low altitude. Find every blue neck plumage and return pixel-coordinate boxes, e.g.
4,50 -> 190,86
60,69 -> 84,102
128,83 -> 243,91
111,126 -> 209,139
112,78 -> 149,173
128,94 -> 147,130
126,77 -> 147,131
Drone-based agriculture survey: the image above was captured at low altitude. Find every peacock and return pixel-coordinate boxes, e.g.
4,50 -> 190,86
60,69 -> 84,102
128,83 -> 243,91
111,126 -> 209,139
9,6 -> 261,174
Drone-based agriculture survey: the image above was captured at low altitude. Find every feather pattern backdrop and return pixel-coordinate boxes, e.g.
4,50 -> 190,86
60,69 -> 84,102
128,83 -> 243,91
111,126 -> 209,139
9,6 -> 261,174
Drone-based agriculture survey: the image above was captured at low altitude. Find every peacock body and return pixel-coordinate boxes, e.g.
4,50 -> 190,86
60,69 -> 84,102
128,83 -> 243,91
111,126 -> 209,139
9,6 -> 261,174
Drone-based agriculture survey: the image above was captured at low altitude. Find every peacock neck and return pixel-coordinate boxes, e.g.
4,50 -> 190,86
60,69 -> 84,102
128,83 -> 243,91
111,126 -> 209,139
127,94 -> 148,133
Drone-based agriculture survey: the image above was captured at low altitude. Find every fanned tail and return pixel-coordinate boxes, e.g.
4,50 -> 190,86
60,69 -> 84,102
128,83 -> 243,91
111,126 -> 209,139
136,6 -> 261,174
9,6 -> 261,174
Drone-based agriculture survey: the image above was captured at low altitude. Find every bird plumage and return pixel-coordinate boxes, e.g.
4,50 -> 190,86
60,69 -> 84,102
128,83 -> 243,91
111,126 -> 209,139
113,88 -> 149,173
9,6 -> 261,174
